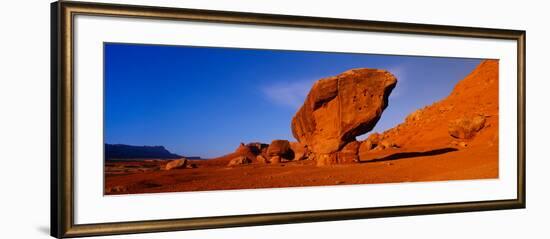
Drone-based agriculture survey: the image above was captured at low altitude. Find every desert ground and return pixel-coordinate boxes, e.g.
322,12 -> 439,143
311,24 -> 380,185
105,60 -> 498,195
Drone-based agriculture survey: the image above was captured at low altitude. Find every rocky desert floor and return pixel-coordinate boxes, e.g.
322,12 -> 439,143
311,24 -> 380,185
105,141 -> 498,195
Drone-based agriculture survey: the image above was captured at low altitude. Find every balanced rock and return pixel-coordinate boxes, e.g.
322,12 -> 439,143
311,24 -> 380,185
292,69 -> 397,157
164,158 -> 187,170
448,115 -> 486,139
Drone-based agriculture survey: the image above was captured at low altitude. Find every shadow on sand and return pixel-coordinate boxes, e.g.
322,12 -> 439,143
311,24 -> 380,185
360,147 -> 458,163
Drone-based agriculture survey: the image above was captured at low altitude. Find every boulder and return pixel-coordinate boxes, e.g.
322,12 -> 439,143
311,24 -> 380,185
379,139 -> 397,149
291,69 -> 397,157
256,155 -> 268,164
267,140 -> 293,160
227,156 -> 252,167
270,156 -> 282,164
164,158 -> 187,170
366,133 -> 382,149
448,115 -> 486,139
245,142 -> 269,155
359,140 -> 374,153
234,142 -> 270,159
231,143 -> 260,162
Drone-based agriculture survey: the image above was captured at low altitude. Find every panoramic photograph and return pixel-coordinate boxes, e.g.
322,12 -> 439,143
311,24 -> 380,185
103,43 -> 499,195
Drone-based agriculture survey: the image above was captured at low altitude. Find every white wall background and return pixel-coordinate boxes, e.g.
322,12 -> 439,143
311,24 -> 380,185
0,0 -> 546,238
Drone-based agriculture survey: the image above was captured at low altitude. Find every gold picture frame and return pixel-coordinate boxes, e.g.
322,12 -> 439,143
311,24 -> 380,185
51,1 -> 526,238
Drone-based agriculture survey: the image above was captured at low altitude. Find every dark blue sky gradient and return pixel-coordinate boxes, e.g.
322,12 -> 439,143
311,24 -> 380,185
105,43 -> 481,158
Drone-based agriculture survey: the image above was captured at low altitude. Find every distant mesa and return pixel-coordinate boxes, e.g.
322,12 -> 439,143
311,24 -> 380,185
185,156 -> 203,160
105,144 -> 187,160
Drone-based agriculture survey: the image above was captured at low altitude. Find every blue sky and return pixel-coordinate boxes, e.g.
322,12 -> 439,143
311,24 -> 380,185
104,43 -> 482,158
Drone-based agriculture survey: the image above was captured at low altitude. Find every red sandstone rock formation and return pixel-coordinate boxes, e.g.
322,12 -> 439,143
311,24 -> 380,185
291,68 -> 397,165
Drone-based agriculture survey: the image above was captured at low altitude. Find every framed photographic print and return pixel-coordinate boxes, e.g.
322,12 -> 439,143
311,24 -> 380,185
51,1 -> 526,238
